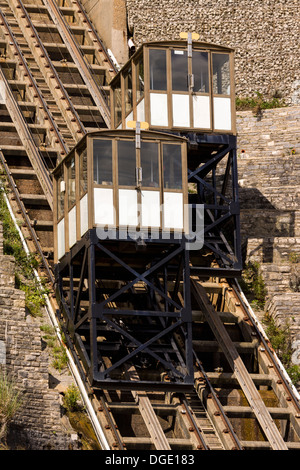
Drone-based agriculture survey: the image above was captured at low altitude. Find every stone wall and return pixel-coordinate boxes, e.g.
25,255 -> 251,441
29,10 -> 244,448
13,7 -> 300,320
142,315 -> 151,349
125,0 -> 300,104
0,224 -> 72,450
236,105 -> 300,352
236,106 -> 300,241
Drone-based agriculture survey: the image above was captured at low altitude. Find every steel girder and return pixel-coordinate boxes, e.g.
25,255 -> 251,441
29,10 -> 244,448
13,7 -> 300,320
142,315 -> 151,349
55,230 -> 194,391
184,133 -> 242,276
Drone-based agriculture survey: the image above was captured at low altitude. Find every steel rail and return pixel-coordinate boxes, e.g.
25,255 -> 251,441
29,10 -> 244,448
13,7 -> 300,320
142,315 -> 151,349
11,0 -> 86,137
0,7 -> 68,157
231,279 -> 300,412
98,395 -> 125,450
193,354 -> 243,450
180,397 -> 210,450
191,278 -> 289,450
42,0 -> 111,128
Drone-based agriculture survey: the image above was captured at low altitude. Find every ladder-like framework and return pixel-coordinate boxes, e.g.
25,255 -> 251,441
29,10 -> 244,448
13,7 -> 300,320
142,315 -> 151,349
0,0 -> 299,450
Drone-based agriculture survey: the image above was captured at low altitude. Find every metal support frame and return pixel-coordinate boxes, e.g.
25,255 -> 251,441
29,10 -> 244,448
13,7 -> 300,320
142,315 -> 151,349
55,229 -> 194,391
179,132 -> 242,276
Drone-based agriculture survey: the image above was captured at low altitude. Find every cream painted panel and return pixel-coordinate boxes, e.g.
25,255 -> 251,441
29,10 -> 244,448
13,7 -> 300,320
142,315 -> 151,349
94,188 -> 115,225
57,218 -> 65,260
141,190 -> 160,228
137,98 -> 145,122
213,97 -> 232,130
68,206 -> 77,248
163,192 -> 183,229
193,95 -> 211,128
119,189 -> 138,226
150,93 -> 168,126
172,94 -> 190,127
80,194 -> 88,236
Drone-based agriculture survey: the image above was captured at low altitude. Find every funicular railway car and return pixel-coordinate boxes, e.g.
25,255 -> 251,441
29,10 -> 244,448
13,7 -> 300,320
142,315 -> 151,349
110,36 -> 241,276
53,36 -> 242,391
110,37 -> 235,135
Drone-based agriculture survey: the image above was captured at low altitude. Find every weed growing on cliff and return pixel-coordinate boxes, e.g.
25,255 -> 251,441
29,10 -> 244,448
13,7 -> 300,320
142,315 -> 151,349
236,91 -> 286,116
0,371 -> 23,448
40,324 -> 69,371
239,261 -> 267,309
0,185 -> 49,317
262,313 -> 300,386
289,253 -> 300,264
63,384 -> 81,412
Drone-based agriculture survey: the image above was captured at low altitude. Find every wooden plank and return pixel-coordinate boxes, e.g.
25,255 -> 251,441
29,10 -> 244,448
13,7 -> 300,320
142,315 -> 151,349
191,279 -> 289,451
43,0 -> 110,127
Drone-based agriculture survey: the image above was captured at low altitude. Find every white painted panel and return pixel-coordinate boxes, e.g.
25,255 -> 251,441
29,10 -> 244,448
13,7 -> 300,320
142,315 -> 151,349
80,194 -> 88,236
172,94 -> 190,127
141,190 -> 160,228
150,93 -> 168,127
163,193 -> 183,229
57,218 -> 65,260
94,188 -> 114,225
119,189 -> 138,226
213,97 -> 232,130
193,95 -> 211,129
136,98 -> 145,122
69,206 -> 77,248
125,111 -> 134,129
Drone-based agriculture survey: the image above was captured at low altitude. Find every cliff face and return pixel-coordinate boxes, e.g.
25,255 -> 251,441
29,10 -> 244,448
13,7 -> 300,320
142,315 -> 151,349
126,0 -> 300,105
0,224 -> 72,450
237,106 -> 300,241
235,106 -> 300,352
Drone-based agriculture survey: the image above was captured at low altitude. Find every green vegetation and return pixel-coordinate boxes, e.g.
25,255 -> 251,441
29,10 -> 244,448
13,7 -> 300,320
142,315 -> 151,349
0,184 -> 49,317
239,261 -> 267,310
0,371 -> 23,448
63,384 -> 81,412
289,252 -> 300,264
262,314 -> 300,386
40,324 -> 68,372
236,91 -> 286,116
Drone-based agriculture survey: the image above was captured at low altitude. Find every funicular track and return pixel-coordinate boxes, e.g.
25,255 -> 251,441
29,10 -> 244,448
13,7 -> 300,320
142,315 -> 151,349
0,0 -> 300,451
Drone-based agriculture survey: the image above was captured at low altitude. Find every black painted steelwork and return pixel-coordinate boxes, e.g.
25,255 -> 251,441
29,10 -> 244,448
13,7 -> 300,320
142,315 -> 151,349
55,229 -> 194,391
159,131 -> 242,275
187,133 -> 242,276
54,39 -> 242,390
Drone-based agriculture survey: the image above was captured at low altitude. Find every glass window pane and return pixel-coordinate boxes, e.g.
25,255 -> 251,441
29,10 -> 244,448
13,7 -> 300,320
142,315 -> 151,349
93,139 -> 113,185
213,54 -> 230,95
118,140 -> 136,186
136,55 -> 144,102
140,142 -> 159,187
78,146 -> 87,196
124,66 -> 133,116
149,49 -> 167,91
56,165 -> 64,220
163,144 -> 182,190
67,155 -> 76,209
193,51 -> 209,93
113,77 -> 122,127
171,49 -> 188,91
